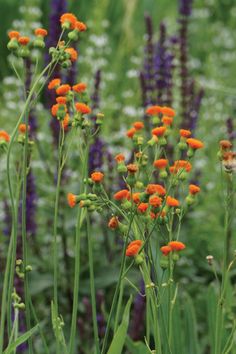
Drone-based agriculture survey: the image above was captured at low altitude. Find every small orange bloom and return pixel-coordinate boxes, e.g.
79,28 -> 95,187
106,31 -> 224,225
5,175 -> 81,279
34,28 -> 48,37
74,21 -> 87,31
153,159 -> 168,169
18,36 -> 30,45
168,241 -> 186,251
8,31 -> 20,39
75,102 -> 91,114
160,245 -> 172,256
56,96 -> 67,104
56,84 -> 71,96
126,128 -> 136,138
91,171 -> 104,183
162,106 -> 175,117
146,184 -> 166,195
67,193 -> 77,208
152,126 -> 166,137
133,121 -> 144,130
189,184 -> 200,195
60,13 -> 77,29
126,240 -> 143,257
187,138 -> 204,149
62,114 -> 70,130
162,116 -> 173,126
171,160 -> 192,173
72,82 -> 87,93
155,185 -> 166,196
115,153 -> 125,163
219,140 -> 232,150
132,192 -> 141,204
180,129 -> 191,138
113,189 -> 130,201
145,105 -> 162,116
51,103 -> 67,117
48,78 -> 61,90
166,196 -> 180,207
65,47 -> 78,62
149,195 -> 162,207
18,124 -> 29,134
108,216 -> 119,229
137,203 -> 149,213
0,130 -> 10,142
127,164 -> 138,173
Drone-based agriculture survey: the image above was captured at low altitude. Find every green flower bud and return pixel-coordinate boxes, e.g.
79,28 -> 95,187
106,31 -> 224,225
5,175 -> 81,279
7,38 -> 19,51
172,253 -> 180,262
135,254 -> 144,265
117,164 -> 127,173
160,257 -> 169,269
68,30 -> 79,41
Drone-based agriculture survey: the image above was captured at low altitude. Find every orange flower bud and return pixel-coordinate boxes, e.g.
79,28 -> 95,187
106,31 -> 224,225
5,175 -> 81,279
72,82 -> 87,93
48,78 -> 61,90
91,171 -> 104,183
108,216 -> 119,229
56,96 -> 67,104
162,116 -> 173,126
75,103 -> 91,114
56,84 -> 71,96
186,138 -> 204,149
160,245 -> 172,256
145,105 -> 162,116
34,28 -> 48,37
67,193 -> 77,208
166,196 -> 180,207
168,241 -> 186,251
152,126 -> 166,137
126,240 -> 143,257
153,159 -> 168,169
127,164 -> 138,173
189,184 -> 200,195
115,153 -> 125,163
18,124 -> 29,134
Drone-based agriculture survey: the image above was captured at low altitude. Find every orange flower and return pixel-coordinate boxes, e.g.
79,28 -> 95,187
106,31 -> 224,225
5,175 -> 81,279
189,184 -> 200,195
171,160 -> 192,173
132,192 -> 141,204
126,128 -> 136,138
180,129 -> 191,138
56,96 -> 67,104
160,245 -> 172,256
187,138 -> 204,149
168,241 -> 186,251
166,196 -> 180,207
48,78 -> 61,90
18,124 -> 29,133
219,140 -> 232,150
162,106 -> 175,117
91,171 -> 104,183
34,28 -> 48,37
8,31 -> 20,39
0,130 -> 10,142
146,184 -> 166,195
127,164 -> 138,173
150,211 -> 166,219
162,116 -> 173,126
62,114 -> 70,130
155,185 -> 166,196
115,153 -> 125,163
145,105 -> 162,116
108,216 -> 119,229
133,121 -> 144,130
18,36 -> 30,45
65,47 -> 78,62
75,102 -> 91,114
72,82 -> 87,93
67,193 -> 77,208
51,103 -> 67,117
153,159 -> 168,169
60,13 -> 77,29
149,195 -> 162,207
56,84 -> 71,96
152,126 -> 166,137
113,189 -> 130,201
137,203 -> 149,213
74,21 -> 87,32
126,240 -> 143,257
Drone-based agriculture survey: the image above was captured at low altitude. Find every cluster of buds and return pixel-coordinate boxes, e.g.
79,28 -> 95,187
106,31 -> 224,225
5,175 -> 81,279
160,241 -> 186,268
49,13 -> 86,68
12,288 -> 25,311
48,78 -> 99,130
7,28 -> 48,57
15,259 -> 32,279
218,140 -> 236,174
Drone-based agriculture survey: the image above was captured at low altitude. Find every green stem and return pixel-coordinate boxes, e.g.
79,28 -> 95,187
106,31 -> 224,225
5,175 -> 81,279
86,213 -> 100,354
69,136 -> 89,354
0,61 -> 54,353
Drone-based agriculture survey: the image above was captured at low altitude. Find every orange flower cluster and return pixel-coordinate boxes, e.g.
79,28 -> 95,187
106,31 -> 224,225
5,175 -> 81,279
160,241 -> 186,256
218,139 -> 236,173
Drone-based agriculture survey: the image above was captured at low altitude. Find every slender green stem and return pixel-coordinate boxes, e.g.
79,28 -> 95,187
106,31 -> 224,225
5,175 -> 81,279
86,213 -> 100,354
69,136 -> 89,354
113,279 -> 124,333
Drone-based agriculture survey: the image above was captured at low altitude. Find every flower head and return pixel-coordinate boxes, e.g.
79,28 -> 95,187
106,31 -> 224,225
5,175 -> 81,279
160,245 -> 172,256
127,164 -> 138,173
34,28 -> 48,37
75,103 -> 91,114
153,159 -> 168,169
75,21 -> 87,32
8,31 -> 20,39
0,130 -> 10,142
60,13 -> 77,29
56,84 -> 71,96
149,195 -> 162,207
65,47 -> 78,62
126,240 -> 143,257
189,184 -> 200,195
219,140 -> 232,150
91,171 -> 104,183
162,116 -> 173,126
166,196 -> 180,207
67,193 -> 77,208
108,216 -> 119,229
113,189 -> 130,201
180,129 -> 191,138
133,121 -> 144,130
168,241 -> 186,251
145,105 -> 162,116
137,203 -> 149,213
162,106 -> 175,117
72,82 -> 87,93
48,78 -> 61,90
186,138 -> 204,149
18,124 -> 29,134
115,153 -> 125,163
152,126 -> 166,137
126,128 -> 136,138
18,36 -> 30,45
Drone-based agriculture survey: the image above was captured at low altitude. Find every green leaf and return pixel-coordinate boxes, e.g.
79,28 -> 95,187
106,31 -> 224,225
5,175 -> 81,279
125,336 -> 151,354
182,294 -> 200,354
107,295 -> 133,354
4,325 -> 38,354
